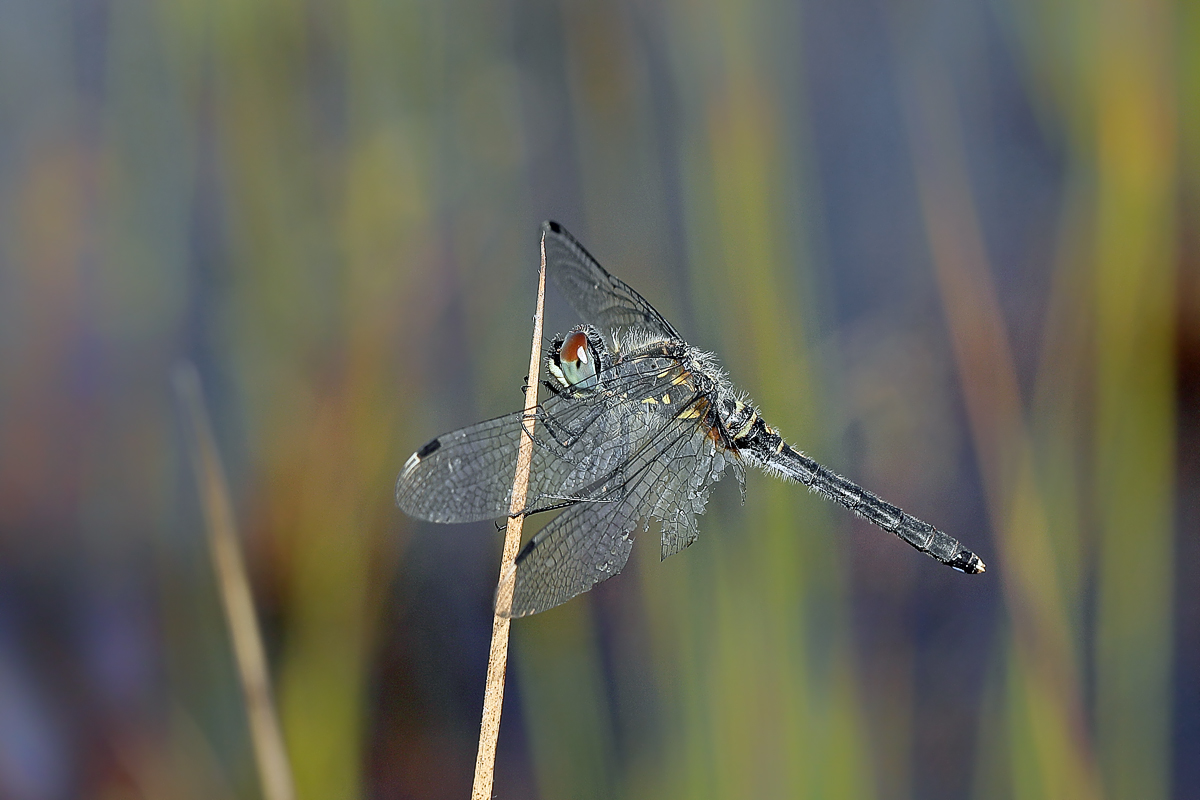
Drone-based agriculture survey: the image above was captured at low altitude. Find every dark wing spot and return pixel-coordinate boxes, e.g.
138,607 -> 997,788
416,438 -> 441,459
545,220 -> 563,234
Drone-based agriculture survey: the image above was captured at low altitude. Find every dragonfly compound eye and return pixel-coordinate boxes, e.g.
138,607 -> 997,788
558,330 -> 598,388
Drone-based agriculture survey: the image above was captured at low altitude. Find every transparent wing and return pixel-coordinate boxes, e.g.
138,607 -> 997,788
649,423 -> 744,560
506,403 -> 735,617
543,220 -> 681,341
505,485 -> 639,617
396,351 -> 693,524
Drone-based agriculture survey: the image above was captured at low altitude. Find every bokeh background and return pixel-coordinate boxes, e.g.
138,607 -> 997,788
0,0 -> 1195,798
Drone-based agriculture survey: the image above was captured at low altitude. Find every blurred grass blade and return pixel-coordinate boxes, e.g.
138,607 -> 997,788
901,62 -> 1102,799
173,362 -> 296,800
1091,5 -> 1177,796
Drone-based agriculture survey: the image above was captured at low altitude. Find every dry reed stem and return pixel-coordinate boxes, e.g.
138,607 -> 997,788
173,363 -> 296,800
470,231 -> 548,799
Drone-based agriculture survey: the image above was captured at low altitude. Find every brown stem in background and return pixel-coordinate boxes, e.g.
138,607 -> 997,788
173,363 -> 297,800
470,231 -> 547,799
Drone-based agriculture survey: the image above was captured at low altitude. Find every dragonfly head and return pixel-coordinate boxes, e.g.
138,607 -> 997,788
548,325 -> 609,393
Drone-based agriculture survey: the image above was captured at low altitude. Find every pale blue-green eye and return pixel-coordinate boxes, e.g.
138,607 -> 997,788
558,330 -> 598,387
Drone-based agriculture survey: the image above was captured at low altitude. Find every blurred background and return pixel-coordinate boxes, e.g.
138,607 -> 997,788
0,0 -> 1195,798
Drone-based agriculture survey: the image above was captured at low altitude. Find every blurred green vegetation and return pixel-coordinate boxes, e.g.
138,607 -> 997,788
0,0 -> 1192,799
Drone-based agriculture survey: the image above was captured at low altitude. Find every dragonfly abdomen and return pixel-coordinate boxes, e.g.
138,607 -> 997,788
736,420 -> 986,574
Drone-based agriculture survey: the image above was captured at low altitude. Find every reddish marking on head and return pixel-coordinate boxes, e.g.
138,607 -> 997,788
561,331 -> 589,364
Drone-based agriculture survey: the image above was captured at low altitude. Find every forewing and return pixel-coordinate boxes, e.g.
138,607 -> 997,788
396,410 -> 531,523
396,350 -> 690,524
543,220 -> 680,341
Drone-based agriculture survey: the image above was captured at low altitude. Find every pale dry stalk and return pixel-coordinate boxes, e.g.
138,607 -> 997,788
470,232 -> 548,799
174,364 -> 296,800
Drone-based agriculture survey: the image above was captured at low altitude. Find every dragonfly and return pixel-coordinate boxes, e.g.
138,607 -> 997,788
396,221 -> 985,617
